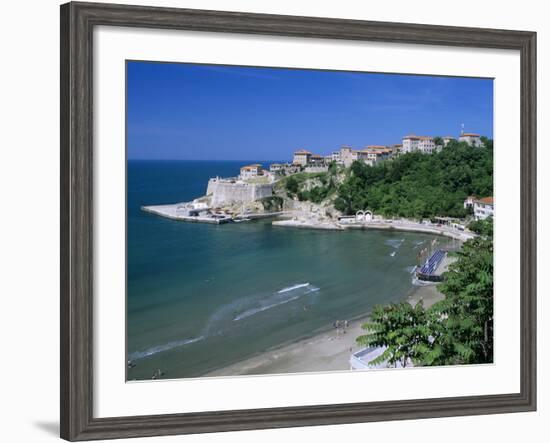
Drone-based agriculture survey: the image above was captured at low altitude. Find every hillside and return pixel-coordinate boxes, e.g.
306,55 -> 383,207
331,139 -> 493,219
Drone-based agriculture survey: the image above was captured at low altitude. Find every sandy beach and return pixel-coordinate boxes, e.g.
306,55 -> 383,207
205,283 -> 444,377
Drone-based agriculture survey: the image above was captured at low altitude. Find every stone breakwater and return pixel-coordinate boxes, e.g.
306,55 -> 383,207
206,178 -> 273,207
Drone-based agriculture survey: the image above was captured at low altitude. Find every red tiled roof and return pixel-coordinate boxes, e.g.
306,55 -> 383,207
403,135 -> 432,140
478,197 -> 494,205
461,133 -> 480,137
240,164 -> 262,171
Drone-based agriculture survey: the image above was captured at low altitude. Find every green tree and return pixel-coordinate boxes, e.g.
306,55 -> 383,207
468,217 -> 493,238
260,196 -> 283,212
427,237 -> 494,365
334,140 -> 493,219
357,236 -> 494,368
357,301 -> 431,368
285,176 -> 299,195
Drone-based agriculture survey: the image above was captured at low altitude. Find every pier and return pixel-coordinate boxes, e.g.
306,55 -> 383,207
141,204 -> 233,224
141,203 -> 285,224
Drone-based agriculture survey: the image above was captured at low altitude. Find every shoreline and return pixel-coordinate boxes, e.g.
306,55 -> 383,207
204,283 -> 444,377
142,200 -> 474,242
273,218 -> 474,241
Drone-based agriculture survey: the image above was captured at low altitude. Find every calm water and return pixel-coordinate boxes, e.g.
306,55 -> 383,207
127,160 -> 451,380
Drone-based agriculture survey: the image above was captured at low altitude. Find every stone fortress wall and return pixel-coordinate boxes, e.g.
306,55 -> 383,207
206,178 -> 273,207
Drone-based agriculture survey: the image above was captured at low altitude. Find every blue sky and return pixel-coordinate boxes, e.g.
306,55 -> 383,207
127,61 -> 493,161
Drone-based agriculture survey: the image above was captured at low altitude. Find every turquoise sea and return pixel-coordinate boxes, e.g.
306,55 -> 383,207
127,160 -> 453,380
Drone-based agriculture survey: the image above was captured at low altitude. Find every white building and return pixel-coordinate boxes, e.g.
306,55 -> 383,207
239,164 -> 263,180
340,146 -> 358,167
463,195 -> 476,209
459,133 -> 484,147
402,135 -> 418,153
309,154 -> 325,165
292,149 -> 312,166
359,146 -> 392,165
402,135 -> 436,154
473,197 -> 494,220
366,146 -> 392,161
418,136 -> 436,153
464,196 -> 494,220
269,163 -> 284,173
356,150 -> 375,166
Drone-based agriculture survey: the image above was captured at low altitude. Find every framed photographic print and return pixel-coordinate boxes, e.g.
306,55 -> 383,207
60,1 -> 537,441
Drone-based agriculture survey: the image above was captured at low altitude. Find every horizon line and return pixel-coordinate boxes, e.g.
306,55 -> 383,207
127,158 -> 287,162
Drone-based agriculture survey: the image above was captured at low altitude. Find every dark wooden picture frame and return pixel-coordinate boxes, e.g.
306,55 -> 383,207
60,1 -> 537,441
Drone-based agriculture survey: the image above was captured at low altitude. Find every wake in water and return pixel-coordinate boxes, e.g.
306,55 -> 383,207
233,295 -> 302,321
129,336 -> 204,361
385,238 -> 405,249
233,283 -> 319,322
129,283 -> 320,362
413,240 -> 426,249
278,283 -> 310,294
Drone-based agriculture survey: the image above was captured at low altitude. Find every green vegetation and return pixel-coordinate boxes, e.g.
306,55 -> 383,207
427,236 -> 494,365
357,218 -> 493,367
284,175 -> 300,196
357,301 -> 430,368
328,141 -> 493,219
259,196 -> 284,212
468,216 -> 493,238
280,170 -> 339,202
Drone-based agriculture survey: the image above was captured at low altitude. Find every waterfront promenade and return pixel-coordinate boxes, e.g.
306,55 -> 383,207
273,217 -> 475,241
143,201 -> 475,241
